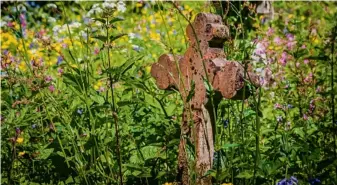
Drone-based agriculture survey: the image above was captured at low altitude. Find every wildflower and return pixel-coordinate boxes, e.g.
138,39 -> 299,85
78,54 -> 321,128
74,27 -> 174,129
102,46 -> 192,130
94,81 -> 103,91
309,178 -> 321,185
274,103 -> 283,109
16,127 -> 21,135
45,76 -> 53,83
266,27 -> 274,36
277,176 -> 298,185
58,68 -> 64,75
287,104 -> 294,109
286,33 -> 295,42
57,56 -> 63,65
94,48 -> 100,55
132,44 -> 142,52
46,3 -> 57,9
301,44 -> 306,49
279,52 -> 287,66
296,62 -> 300,68
276,116 -> 283,122
163,183 -> 173,185
221,183 -> 233,185
117,1 -> 126,13
16,137 -> 24,144
48,85 -> 55,92
77,109 -> 83,115
18,151 -> 25,157
303,114 -> 308,120
32,124 -> 37,129
274,37 -> 282,45
316,86 -> 321,93
304,59 -> 309,64
102,1 -> 116,9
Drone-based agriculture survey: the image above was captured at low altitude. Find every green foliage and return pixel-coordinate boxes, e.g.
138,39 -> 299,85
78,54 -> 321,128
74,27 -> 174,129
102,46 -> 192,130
1,1 -> 336,185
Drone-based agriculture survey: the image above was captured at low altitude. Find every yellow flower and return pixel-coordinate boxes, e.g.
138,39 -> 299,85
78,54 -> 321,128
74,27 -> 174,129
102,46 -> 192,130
163,183 -> 173,185
16,137 -> 24,144
145,66 -> 151,74
221,183 -> 233,185
18,62 -> 27,72
94,81 -> 103,90
18,151 -> 25,156
136,2 -> 142,8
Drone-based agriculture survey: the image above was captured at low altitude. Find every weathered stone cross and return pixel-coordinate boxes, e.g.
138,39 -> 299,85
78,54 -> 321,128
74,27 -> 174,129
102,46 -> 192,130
151,13 -> 259,185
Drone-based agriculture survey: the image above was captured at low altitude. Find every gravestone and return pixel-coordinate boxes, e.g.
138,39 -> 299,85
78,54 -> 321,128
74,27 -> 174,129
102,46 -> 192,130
151,13 -> 259,185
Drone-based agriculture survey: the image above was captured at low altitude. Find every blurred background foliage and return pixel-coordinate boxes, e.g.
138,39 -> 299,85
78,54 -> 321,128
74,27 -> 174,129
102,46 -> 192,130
1,1 -> 336,185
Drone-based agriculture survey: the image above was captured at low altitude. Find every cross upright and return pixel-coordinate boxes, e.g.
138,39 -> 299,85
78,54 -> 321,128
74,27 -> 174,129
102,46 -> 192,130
151,13 -> 259,185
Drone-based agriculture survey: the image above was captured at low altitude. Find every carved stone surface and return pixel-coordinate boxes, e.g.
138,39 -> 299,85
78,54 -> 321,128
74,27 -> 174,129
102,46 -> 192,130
151,13 -> 258,185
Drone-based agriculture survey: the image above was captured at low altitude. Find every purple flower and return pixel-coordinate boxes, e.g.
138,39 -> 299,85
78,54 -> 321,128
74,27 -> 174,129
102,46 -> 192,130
16,127 -> 21,135
277,176 -> 298,185
304,59 -> 309,64
274,37 -> 282,45
309,178 -> 321,185
48,85 -> 55,92
32,124 -> 37,129
57,56 -> 63,65
287,104 -> 293,109
45,76 -> 53,83
58,68 -> 64,75
286,33 -> 295,41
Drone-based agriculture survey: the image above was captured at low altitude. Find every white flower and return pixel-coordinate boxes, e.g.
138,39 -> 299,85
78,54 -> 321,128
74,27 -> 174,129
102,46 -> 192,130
48,17 -> 56,23
117,1 -> 126,13
102,2 -> 116,9
0,21 -> 7,28
71,22 -> 81,29
46,3 -> 57,9
92,4 -> 101,9
128,33 -> 136,39
52,25 -> 61,32
80,30 -> 88,39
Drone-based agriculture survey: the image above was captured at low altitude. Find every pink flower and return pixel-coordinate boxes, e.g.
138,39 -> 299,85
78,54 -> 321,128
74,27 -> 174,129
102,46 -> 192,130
301,44 -> 306,49
58,68 -> 64,74
296,62 -> 300,68
45,76 -> 53,83
273,37 -> 282,45
286,33 -> 295,41
304,59 -> 309,64
303,114 -> 308,120
274,103 -> 283,109
279,52 -> 287,66
49,85 -> 55,92
266,27 -> 274,37
94,48 -> 100,55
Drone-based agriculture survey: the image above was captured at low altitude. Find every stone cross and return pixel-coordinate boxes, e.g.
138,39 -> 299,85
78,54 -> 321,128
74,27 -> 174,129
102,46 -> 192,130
151,13 -> 259,185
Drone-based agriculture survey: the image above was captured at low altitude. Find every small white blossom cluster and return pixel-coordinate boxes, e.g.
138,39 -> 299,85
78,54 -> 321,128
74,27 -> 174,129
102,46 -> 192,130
87,1 -> 126,17
52,22 -> 82,34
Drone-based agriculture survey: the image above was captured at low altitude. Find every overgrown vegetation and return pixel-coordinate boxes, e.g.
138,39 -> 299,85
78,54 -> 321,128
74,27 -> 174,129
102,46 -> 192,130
1,1 -> 336,185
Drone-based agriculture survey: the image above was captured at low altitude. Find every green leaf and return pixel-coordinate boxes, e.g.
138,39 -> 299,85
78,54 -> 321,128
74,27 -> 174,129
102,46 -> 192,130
37,148 -> 54,160
93,18 -> 107,24
90,94 -> 105,105
236,170 -> 253,179
222,143 -> 240,149
110,17 -> 124,24
186,80 -> 195,102
110,33 -> 127,42
93,35 -> 108,42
